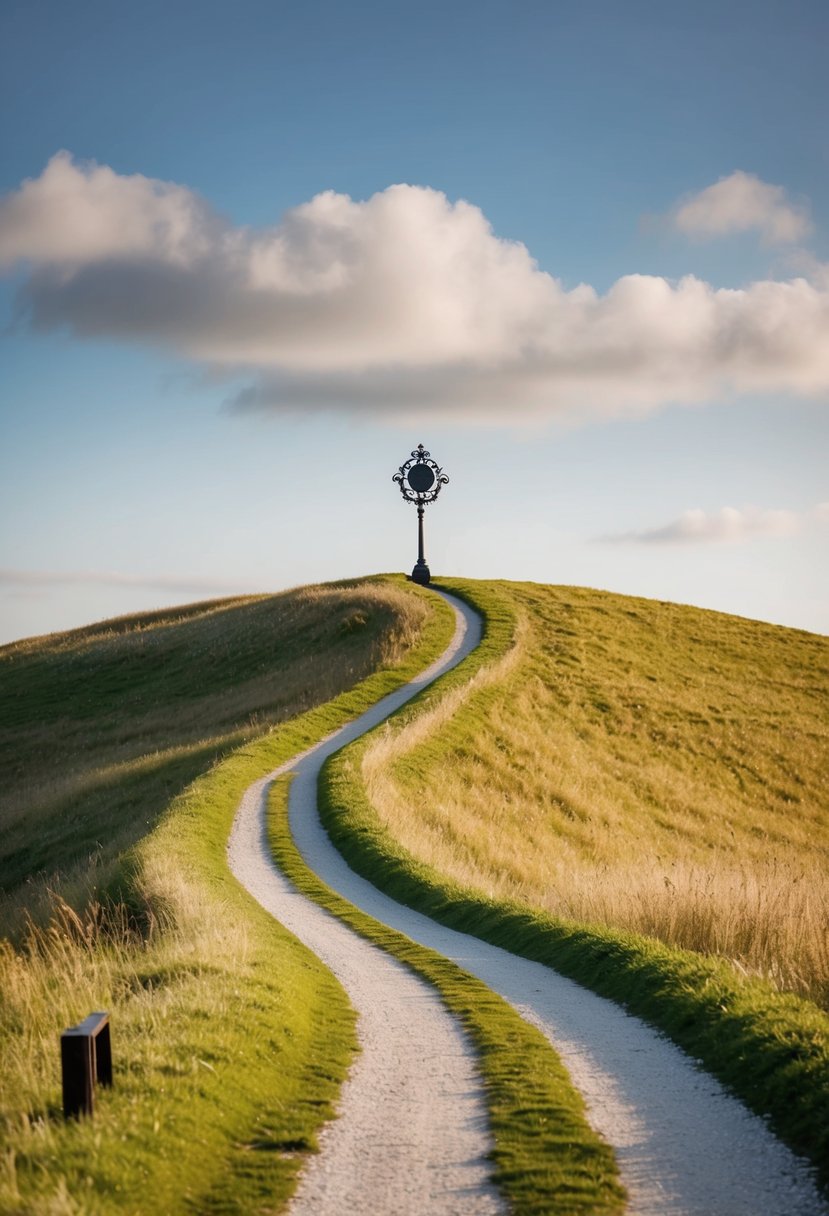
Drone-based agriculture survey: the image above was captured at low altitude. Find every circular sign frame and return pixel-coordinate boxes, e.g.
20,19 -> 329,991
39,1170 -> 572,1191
392,444 -> 449,506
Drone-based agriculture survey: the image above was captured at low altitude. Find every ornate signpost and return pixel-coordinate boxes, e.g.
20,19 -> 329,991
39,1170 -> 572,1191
393,443 -> 449,585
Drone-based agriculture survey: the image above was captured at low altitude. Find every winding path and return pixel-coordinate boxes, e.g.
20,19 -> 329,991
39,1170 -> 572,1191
228,590 -> 827,1216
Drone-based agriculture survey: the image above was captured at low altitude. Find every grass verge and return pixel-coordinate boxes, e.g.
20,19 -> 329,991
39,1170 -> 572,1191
267,777 -> 626,1216
320,578 -> 829,1193
2,734 -> 358,1214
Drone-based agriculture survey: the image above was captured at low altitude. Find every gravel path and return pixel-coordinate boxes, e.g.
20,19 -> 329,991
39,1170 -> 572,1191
228,605 -> 505,1216
229,589 -> 828,1216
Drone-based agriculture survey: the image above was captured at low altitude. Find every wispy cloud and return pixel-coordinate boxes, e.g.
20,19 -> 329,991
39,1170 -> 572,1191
1,153 -> 828,424
598,504 -> 825,546
0,568 -> 254,594
670,171 -> 812,245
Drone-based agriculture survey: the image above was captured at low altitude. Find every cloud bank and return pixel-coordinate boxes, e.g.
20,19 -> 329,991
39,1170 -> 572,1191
0,567 -> 252,594
671,171 -> 812,245
1,153 -> 828,423
599,504 -> 829,546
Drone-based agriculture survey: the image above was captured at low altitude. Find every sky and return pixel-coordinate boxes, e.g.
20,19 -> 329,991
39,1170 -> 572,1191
1,0 -> 827,644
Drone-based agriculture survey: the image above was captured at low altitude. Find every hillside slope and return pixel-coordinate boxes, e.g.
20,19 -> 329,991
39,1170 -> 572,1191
0,579 -> 429,932
362,580 -> 829,1005
0,577 -> 455,1214
317,577 -> 829,1185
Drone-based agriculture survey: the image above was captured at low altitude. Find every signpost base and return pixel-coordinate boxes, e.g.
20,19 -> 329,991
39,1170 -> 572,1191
411,561 -> 431,585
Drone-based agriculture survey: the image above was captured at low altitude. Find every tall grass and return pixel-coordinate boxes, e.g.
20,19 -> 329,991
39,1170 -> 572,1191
319,577 -> 829,1184
0,739 -> 359,1215
0,577 -> 455,1214
0,579 -> 430,934
362,580 -> 829,1007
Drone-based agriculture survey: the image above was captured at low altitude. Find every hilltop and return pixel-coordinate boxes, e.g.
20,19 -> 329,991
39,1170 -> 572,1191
1,575 -> 827,1211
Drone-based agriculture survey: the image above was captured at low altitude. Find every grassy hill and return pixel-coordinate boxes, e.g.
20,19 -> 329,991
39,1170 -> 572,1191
362,580 -> 829,1007
0,576 -> 453,1214
318,576 -> 829,1185
2,574 -> 827,1208
0,581 -> 431,934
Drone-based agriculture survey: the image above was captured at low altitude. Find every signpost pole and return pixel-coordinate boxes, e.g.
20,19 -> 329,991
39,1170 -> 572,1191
393,444 -> 448,587
413,503 -> 428,584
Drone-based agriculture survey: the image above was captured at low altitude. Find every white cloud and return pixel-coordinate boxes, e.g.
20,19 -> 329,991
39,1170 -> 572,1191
601,506 -> 803,546
671,170 -> 812,244
1,153 -> 828,423
0,150 -> 218,268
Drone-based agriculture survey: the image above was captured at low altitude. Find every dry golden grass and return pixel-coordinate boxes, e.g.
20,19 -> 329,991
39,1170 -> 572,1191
0,579 -> 429,935
0,849 -> 245,1143
364,581 -> 829,1006
0,576 -> 442,1212
0,577 -> 429,1134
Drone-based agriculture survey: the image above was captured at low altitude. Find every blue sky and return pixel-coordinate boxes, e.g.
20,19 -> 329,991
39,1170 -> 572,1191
1,0 -> 827,643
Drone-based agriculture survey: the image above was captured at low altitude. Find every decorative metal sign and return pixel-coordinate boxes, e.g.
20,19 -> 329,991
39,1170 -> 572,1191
393,443 -> 449,585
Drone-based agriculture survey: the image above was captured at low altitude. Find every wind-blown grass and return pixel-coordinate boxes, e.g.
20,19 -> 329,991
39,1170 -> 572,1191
364,579 -> 829,1006
0,579 -> 432,934
0,762 -> 359,1215
0,577 -> 456,1214
319,577 -> 829,1188
6,570 -> 826,1205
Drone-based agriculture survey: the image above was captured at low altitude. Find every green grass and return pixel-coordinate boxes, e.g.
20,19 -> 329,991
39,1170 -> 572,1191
1,744 -> 359,1214
320,576 -> 829,1191
0,577 -> 457,1214
7,569 -> 827,1208
0,578 -> 433,932
364,578 -> 829,1004
267,777 -> 626,1216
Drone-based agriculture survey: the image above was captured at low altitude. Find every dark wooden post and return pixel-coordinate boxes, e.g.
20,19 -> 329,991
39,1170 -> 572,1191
61,1030 -> 94,1117
61,1012 -> 112,1118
